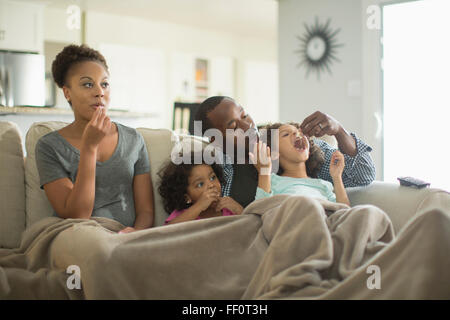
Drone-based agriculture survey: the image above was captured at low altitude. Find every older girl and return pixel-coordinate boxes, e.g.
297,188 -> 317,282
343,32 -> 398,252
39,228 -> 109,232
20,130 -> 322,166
250,122 -> 350,205
35,44 -> 154,233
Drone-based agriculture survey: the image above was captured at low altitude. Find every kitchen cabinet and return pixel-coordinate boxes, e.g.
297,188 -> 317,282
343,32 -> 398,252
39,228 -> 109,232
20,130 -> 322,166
242,60 -> 278,125
209,56 -> 234,98
98,43 -> 167,114
0,0 -> 44,53
170,52 -> 235,103
43,7 -> 81,44
170,52 -> 196,102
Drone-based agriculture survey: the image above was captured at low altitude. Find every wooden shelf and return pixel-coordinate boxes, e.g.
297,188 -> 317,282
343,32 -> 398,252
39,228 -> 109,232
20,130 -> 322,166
0,106 -> 158,118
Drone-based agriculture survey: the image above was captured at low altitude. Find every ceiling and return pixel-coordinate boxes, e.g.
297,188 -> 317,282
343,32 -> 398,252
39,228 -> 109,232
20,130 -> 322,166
32,0 -> 278,39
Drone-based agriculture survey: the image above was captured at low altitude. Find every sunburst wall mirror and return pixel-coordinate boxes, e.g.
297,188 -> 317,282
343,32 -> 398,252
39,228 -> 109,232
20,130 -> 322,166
295,17 -> 344,79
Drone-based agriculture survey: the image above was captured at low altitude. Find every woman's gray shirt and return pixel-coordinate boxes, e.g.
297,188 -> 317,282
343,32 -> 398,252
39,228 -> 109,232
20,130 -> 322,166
35,123 -> 150,227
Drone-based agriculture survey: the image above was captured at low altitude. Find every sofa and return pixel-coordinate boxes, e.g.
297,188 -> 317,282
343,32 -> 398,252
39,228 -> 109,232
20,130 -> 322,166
2,120 -> 450,300
1,120 -> 449,250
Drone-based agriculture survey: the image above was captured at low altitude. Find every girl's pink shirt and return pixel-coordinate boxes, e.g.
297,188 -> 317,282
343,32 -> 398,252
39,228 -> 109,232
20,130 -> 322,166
164,207 -> 236,225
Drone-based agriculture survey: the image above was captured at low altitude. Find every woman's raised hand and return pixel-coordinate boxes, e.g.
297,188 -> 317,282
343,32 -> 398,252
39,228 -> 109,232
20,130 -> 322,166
82,107 -> 111,150
249,141 -> 272,176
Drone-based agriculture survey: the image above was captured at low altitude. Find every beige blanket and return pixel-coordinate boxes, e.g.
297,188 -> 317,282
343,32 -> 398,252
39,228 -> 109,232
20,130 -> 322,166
1,195 -> 449,299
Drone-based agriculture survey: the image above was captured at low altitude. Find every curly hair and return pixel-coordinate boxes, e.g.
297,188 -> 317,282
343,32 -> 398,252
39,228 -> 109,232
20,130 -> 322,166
260,122 -> 325,178
157,152 -> 225,214
51,44 -> 109,88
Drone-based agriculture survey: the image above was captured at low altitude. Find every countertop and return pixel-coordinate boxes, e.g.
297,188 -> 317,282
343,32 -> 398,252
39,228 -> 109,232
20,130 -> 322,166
0,106 -> 157,118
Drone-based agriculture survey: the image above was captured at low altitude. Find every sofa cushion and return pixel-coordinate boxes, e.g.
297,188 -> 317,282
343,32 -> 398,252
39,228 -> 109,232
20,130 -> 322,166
347,181 -> 448,233
136,127 -> 177,227
24,122 -> 178,228
25,121 -> 67,227
0,121 -> 26,248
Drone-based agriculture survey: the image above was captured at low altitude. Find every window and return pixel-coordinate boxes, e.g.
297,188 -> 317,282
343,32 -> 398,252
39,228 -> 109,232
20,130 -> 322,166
383,0 -> 450,191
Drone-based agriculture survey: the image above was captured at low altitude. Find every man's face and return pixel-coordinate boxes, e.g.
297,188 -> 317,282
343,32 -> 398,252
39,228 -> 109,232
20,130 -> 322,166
206,98 -> 257,157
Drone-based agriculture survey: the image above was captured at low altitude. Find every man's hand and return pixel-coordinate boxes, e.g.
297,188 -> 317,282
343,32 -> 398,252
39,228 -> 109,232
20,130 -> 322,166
216,197 -> 244,215
301,111 -> 357,157
300,111 -> 341,138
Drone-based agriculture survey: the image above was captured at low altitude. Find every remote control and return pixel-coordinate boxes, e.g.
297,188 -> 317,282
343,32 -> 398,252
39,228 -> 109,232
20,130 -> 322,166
397,176 -> 430,189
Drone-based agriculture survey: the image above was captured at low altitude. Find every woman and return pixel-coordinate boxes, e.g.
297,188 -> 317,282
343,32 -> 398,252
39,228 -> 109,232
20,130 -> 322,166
35,44 -> 154,233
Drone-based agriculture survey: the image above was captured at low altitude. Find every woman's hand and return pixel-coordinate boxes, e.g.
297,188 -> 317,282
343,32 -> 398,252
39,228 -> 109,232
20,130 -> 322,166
82,107 -> 111,151
216,197 -> 244,215
329,150 -> 345,180
118,227 -> 135,234
249,141 -> 272,176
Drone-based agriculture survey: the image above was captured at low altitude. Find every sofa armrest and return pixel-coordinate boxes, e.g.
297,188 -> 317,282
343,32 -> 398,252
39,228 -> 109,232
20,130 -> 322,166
347,181 -> 450,234
0,121 -> 26,248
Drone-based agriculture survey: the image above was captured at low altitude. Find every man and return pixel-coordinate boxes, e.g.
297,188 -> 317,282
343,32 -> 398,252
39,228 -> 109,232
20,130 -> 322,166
194,96 -> 375,208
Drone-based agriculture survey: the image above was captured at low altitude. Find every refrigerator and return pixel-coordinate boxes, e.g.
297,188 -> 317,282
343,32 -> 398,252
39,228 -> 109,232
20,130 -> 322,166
0,51 -> 45,107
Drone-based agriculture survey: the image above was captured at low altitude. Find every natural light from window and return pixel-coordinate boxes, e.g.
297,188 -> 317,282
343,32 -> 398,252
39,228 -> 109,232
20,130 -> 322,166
383,0 -> 450,192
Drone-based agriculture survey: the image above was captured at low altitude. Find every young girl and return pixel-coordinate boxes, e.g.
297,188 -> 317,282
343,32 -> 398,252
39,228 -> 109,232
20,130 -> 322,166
249,122 -> 350,205
158,154 -> 243,225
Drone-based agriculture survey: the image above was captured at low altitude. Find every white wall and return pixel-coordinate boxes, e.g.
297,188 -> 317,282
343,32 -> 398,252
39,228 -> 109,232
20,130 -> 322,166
279,0 -> 363,133
43,6 -> 81,44
85,10 -> 278,128
279,0 -> 386,178
4,5 -> 277,150
243,61 -> 279,126
361,0 -> 383,180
